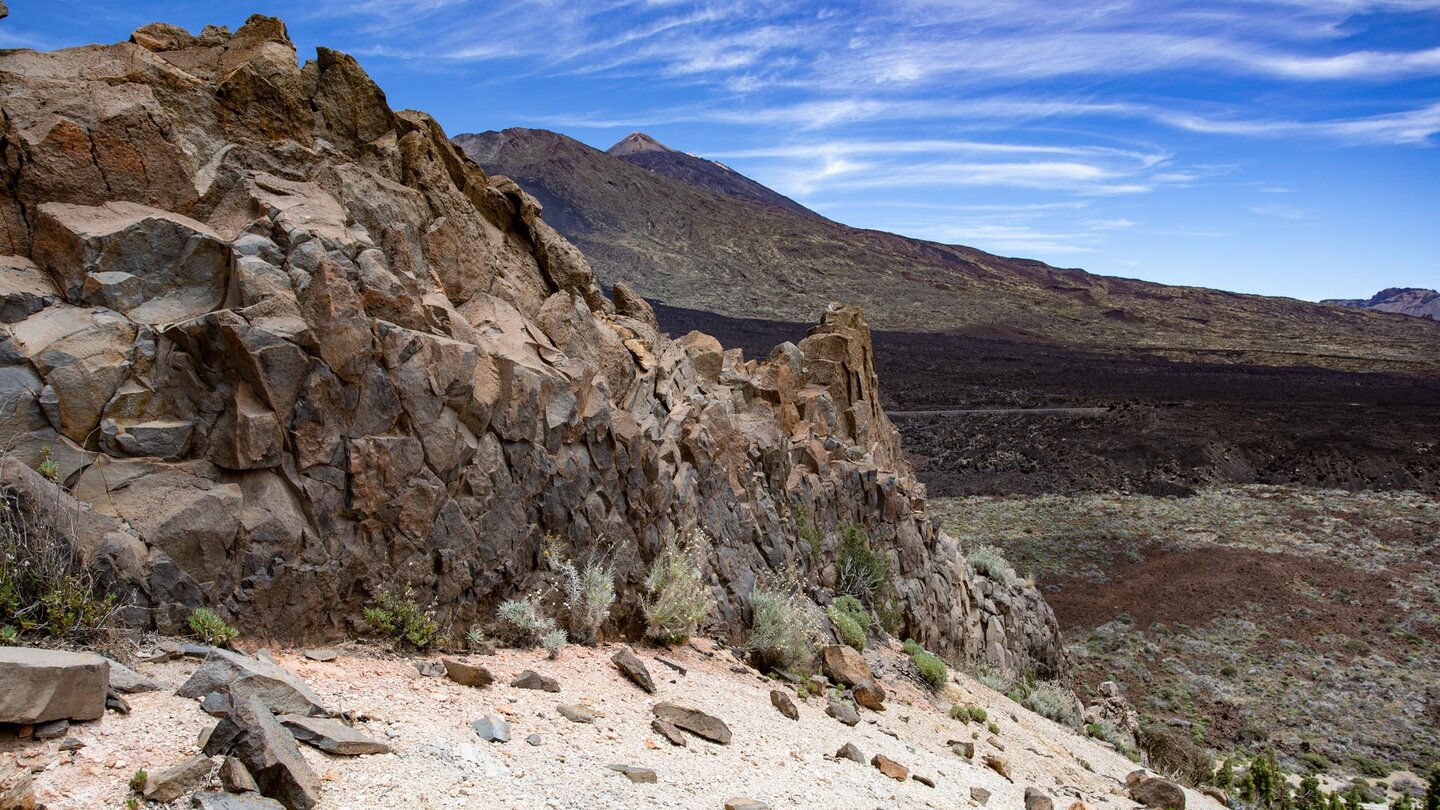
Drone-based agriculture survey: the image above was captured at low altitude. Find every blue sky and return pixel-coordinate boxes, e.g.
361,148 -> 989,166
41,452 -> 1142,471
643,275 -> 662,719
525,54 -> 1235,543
8,1 -> 1440,300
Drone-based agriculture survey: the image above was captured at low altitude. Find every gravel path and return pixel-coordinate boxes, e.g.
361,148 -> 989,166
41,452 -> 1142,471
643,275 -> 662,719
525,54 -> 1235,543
8,638 -> 1226,809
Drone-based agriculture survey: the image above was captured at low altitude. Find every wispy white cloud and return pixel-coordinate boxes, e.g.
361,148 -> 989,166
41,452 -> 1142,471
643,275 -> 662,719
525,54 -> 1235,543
1247,203 -> 1309,219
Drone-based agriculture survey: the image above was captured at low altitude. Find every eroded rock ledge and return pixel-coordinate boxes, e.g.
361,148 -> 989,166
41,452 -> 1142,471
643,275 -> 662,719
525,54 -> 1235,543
0,16 -> 1063,677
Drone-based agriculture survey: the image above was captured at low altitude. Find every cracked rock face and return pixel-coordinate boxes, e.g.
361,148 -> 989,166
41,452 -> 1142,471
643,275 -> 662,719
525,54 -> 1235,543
0,15 -> 1064,678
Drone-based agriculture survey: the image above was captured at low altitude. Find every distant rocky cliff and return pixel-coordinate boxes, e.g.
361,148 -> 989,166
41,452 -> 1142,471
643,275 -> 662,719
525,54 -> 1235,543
0,17 -> 1063,677
1322,287 -> 1440,321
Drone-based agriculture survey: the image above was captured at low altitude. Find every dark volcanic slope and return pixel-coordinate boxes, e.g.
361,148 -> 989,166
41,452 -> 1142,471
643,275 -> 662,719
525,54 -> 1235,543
456,127 -> 1440,376
606,132 -> 816,217
655,302 -> 1440,496
1323,287 -> 1440,320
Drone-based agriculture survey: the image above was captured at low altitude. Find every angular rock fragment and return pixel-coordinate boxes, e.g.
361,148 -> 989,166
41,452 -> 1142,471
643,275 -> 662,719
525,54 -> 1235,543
825,698 -> 860,727
192,792 -> 287,810
835,742 -> 865,764
611,648 -> 655,693
1130,775 -> 1186,809
651,702 -> 731,745
510,670 -> 560,692
177,650 -> 326,717
442,658 -> 493,688
769,689 -> 799,721
650,719 -> 686,746
471,715 -> 510,742
279,715 -> 389,755
871,754 -> 908,781
821,645 -> 872,687
558,704 -> 597,724
852,679 -> 885,711
1025,787 -> 1056,810
144,755 -> 215,803
205,696 -> 323,810
219,756 -> 258,793
607,764 -> 657,783
105,658 -> 162,693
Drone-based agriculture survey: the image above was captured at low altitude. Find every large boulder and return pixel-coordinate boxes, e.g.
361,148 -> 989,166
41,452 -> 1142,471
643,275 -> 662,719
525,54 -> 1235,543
0,647 -> 109,724
32,201 -> 231,324
821,645 -> 871,687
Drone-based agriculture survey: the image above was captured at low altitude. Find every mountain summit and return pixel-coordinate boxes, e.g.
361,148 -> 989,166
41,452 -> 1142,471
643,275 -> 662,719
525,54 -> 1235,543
605,131 -> 676,157
602,130 -> 818,217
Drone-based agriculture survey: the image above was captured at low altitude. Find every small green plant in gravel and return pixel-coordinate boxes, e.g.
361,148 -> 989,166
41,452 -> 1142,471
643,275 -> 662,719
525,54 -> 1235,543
643,527 -> 715,645
745,575 -> 819,671
128,769 -> 147,794
363,588 -> 441,650
826,594 -> 869,650
187,607 -> 238,647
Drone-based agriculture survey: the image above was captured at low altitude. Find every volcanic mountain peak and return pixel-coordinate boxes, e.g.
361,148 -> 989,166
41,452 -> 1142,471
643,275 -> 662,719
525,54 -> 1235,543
606,131 -> 677,157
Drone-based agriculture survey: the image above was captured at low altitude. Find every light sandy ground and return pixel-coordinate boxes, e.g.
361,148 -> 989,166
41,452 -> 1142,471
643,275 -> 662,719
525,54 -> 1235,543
8,639 -> 1227,810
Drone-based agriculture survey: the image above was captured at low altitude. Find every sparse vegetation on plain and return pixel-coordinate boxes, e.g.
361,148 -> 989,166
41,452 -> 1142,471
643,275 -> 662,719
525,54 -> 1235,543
643,527 -> 715,644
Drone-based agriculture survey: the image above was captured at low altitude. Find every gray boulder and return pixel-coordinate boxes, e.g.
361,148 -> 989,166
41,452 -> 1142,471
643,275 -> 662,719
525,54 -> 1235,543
144,755 -> 215,802
0,647 -> 109,724
205,696 -> 322,810
193,792 -> 286,809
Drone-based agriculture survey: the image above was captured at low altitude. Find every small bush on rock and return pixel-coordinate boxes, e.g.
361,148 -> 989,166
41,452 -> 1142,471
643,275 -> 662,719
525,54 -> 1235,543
967,544 -> 1016,588
496,596 -> 556,648
745,577 -> 819,671
1141,725 -> 1217,787
363,588 -> 441,650
835,523 -> 892,604
826,594 -> 869,650
643,527 -> 715,644
187,607 -> 238,647
972,664 -> 1014,694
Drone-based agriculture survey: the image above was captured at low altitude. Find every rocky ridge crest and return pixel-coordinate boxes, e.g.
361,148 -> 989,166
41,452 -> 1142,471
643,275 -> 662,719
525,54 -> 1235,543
0,17 -> 1062,676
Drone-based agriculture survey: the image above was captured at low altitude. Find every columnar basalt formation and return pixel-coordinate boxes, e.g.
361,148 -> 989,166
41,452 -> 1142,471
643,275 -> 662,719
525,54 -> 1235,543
0,17 -> 1063,678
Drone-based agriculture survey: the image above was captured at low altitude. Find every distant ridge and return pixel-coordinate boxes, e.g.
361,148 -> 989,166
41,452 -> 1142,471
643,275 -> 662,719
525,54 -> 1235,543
1322,287 -> 1440,320
456,127 -> 1440,376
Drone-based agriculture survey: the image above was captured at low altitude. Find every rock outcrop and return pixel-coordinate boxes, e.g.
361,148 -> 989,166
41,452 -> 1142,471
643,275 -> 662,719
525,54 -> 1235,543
0,17 -> 1063,677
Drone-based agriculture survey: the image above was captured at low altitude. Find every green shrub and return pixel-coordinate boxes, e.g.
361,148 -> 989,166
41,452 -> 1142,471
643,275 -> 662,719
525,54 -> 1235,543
363,588 -> 441,650
1087,719 -> 1118,744
744,580 -> 819,671
187,607 -> 238,647
826,595 -> 869,650
0,492 -> 116,639
967,544 -> 1017,588
969,705 -> 988,722
902,638 -> 949,689
129,769 -> 148,794
1016,679 -> 1082,727
835,523 -> 892,603
949,704 -> 966,721
1354,756 -> 1390,778
643,527 -> 715,644
549,540 -> 615,646
1301,752 -> 1332,773
496,597 -> 556,648
988,721 -> 999,735
875,594 -> 904,636
1424,763 -> 1438,810
0,625 -> 16,644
